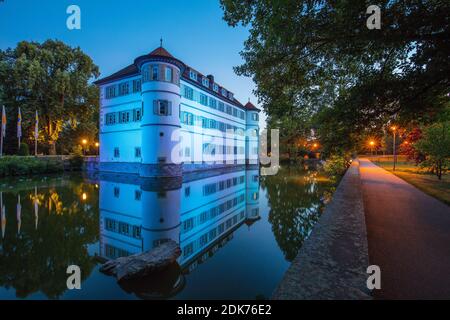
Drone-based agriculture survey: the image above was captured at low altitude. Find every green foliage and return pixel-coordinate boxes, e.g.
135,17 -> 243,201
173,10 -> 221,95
0,40 -> 99,155
415,122 -> 450,180
220,0 -> 450,155
18,143 -> 29,156
0,156 -> 72,177
322,155 -> 350,179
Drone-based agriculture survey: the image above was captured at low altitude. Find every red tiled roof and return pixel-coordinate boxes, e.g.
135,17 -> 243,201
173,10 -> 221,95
148,46 -> 174,58
245,101 -> 260,112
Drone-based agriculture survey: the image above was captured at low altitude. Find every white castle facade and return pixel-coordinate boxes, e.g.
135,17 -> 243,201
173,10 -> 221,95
95,46 -> 260,177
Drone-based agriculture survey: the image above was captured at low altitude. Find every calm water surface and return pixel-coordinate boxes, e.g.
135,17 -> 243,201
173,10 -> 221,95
0,166 -> 336,299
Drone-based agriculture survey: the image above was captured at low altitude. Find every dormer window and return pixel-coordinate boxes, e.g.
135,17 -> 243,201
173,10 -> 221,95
228,92 -> 234,100
213,83 -> 219,92
221,88 -> 227,97
202,77 -> 209,87
189,70 -> 197,81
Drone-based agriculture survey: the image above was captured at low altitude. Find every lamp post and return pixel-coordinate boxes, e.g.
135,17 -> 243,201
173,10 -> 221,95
95,142 -> 99,156
82,139 -> 87,156
391,126 -> 397,171
369,140 -> 375,156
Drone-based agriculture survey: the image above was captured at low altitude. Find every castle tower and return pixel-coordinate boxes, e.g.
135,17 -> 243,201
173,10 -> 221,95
135,46 -> 185,177
245,101 -> 260,165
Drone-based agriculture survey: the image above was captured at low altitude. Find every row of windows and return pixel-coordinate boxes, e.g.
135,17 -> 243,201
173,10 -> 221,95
203,175 -> 245,196
113,147 -> 141,159
181,143 -> 245,158
104,218 -> 142,240
181,84 -> 245,120
182,193 -> 245,236
180,111 -> 245,135
105,108 -> 143,125
105,79 -> 141,99
182,210 -> 245,259
188,70 -> 234,101
142,63 -> 180,85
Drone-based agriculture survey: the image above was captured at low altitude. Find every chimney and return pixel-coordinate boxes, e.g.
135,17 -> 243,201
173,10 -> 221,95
207,74 -> 214,83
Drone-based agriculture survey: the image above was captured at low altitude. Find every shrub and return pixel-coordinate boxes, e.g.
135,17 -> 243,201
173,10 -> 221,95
322,155 -> 350,178
0,156 -> 65,177
18,143 -> 30,156
415,122 -> 450,180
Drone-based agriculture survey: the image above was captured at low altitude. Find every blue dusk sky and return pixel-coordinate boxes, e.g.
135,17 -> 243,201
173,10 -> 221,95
0,0 -> 266,128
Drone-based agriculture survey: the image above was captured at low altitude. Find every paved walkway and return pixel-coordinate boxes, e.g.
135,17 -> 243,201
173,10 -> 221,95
359,158 -> 450,299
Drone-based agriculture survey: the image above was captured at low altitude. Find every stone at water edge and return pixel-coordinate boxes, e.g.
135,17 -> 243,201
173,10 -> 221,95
99,240 -> 182,282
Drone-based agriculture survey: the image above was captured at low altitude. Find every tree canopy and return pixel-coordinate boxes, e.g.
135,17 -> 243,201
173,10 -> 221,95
0,40 -> 99,154
220,0 -> 450,155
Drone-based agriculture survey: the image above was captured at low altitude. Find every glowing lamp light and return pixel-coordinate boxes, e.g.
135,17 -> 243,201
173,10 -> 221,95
82,193 -> 87,201
82,139 -> 87,145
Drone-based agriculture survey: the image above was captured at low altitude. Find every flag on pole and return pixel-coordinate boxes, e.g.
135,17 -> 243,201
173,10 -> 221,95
1,105 -> 6,138
17,107 -> 22,140
34,110 -> 39,139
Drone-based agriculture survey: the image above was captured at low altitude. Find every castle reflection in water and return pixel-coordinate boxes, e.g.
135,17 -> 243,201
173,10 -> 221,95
97,165 -> 260,273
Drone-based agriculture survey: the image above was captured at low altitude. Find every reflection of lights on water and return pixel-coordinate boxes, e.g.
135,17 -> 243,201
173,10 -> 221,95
82,193 -> 87,201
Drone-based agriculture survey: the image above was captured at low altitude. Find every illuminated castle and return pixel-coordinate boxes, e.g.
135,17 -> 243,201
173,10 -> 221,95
94,46 -> 260,177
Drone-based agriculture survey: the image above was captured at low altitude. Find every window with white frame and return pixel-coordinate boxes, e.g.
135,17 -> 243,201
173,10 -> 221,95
105,85 -> 117,99
189,70 -> 197,81
165,67 -> 173,82
184,85 -> 194,100
200,94 -> 208,106
153,100 -> 172,116
202,77 -> 209,87
135,147 -> 141,158
118,82 -> 129,96
213,83 -> 219,92
252,113 -> 259,121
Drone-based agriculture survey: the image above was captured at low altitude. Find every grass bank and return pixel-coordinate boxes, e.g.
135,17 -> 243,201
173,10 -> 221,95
0,155 -> 84,177
369,158 -> 450,205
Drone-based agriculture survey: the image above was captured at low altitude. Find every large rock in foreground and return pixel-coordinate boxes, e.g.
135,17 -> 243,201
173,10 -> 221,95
100,240 -> 181,282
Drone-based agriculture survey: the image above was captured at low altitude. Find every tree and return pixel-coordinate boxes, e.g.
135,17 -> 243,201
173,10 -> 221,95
220,0 -> 450,155
0,40 -> 99,154
415,122 -> 450,180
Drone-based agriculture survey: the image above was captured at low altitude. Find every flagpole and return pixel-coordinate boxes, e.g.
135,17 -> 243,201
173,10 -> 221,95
0,127 -> 3,157
35,110 -> 38,156
0,105 -> 5,157
17,107 -> 22,151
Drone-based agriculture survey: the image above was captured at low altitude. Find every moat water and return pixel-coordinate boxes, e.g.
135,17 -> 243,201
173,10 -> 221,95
0,165 -> 336,300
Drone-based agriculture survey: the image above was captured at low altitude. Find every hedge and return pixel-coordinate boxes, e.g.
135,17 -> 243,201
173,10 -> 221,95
0,156 -> 65,177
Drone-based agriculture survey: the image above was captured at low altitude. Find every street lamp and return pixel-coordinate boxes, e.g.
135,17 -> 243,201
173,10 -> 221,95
391,126 -> 397,171
82,139 -> 87,156
369,140 -> 375,155
95,142 -> 99,156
